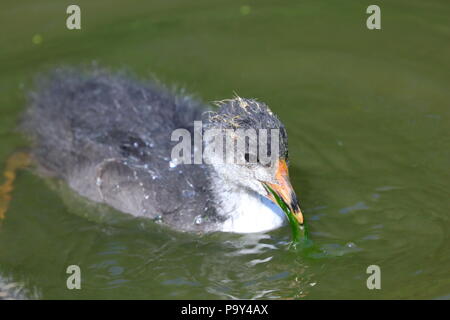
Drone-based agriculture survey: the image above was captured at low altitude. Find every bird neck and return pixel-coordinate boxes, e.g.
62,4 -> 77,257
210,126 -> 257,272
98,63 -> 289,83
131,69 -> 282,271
208,169 -> 286,233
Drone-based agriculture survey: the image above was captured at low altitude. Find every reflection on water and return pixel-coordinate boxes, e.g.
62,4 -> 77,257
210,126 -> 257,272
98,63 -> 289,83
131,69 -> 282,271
0,0 -> 449,299
0,273 -> 39,300
0,174 -> 370,299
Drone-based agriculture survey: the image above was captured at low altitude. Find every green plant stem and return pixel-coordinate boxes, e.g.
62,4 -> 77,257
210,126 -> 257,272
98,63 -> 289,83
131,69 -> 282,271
264,184 -> 307,243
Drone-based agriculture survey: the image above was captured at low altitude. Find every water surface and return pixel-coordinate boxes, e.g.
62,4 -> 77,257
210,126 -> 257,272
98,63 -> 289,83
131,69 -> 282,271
0,0 -> 449,299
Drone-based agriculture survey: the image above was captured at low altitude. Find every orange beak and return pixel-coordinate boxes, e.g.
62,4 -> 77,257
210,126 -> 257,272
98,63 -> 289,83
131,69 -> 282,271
265,159 -> 304,225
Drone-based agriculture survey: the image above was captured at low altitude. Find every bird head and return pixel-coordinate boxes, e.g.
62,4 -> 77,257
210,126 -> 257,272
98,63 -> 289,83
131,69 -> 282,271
203,97 -> 303,225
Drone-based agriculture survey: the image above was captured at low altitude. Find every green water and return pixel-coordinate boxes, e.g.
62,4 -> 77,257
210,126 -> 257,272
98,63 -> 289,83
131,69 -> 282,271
0,0 -> 449,299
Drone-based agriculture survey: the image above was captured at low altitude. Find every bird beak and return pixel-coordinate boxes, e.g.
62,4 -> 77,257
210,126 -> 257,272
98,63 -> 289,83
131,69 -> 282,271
264,159 -> 304,225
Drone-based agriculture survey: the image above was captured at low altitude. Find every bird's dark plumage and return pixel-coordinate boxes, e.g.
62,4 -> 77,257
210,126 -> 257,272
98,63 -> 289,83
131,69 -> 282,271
22,67 -> 222,232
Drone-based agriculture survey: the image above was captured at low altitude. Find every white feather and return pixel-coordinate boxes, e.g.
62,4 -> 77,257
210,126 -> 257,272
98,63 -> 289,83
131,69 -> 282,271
219,189 -> 286,233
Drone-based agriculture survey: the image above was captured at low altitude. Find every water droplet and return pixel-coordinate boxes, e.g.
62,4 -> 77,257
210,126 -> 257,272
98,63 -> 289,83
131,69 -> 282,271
194,215 -> 203,225
96,177 -> 102,186
133,142 -> 139,148
182,189 -> 196,198
144,194 -> 149,200
169,159 -> 178,169
346,242 -> 356,248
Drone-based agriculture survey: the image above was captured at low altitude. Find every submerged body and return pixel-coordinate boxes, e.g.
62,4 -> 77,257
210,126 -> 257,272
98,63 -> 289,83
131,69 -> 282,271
23,67 -> 301,233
